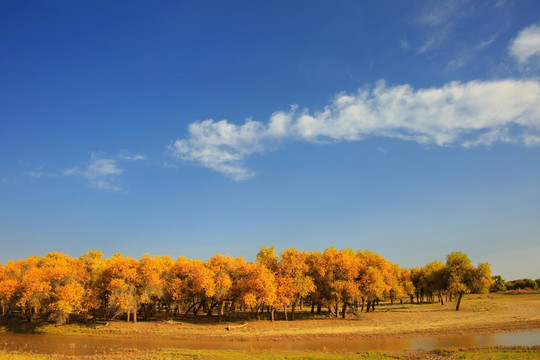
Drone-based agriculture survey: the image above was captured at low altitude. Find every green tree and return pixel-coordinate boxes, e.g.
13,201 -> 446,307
490,275 -> 506,292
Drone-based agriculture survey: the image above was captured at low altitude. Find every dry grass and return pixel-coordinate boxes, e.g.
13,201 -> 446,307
7,293 -> 536,341
0,294 -> 540,340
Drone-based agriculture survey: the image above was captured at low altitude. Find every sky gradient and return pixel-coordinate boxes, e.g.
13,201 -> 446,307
1,0 -> 540,280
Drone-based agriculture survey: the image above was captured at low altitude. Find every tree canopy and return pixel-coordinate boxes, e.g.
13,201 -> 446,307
0,248 -> 494,323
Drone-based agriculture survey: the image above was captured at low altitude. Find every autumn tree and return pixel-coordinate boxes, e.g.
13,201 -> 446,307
41,252 -> 86,324
356,250 -> 393,313
445,252 -> 492,311
0,262 -> 21,317
102,253 -> 139,322
79,250 -> 106,322
256,246 -> 314,321
306,251 -> 328,315
206,254 -> 235,322
169,256 -> 215,316
137,254 -> 174,321
17,257 -> 51,322
233,261 -> 277,318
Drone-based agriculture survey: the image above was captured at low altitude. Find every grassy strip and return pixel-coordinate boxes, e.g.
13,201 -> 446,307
1,347 -> 540,360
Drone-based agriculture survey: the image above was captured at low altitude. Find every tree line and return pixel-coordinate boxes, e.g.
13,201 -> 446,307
490,276 -> 540,292
0,247 -> 493,324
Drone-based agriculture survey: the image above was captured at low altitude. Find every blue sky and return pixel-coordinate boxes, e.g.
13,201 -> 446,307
1,0 -> 540,279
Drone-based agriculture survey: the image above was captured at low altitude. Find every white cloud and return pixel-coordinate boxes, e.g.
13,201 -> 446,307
63,156 -> 124,191
170,79 -> 540,180
118,152 -> 147,161
510,24 -> 540,64
523,134 -> 540,147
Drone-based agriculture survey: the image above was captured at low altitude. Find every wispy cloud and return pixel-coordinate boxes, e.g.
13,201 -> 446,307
510,24 -> 540,65
29,151 -> 147,191
415,0 -> 505,57
417,0 -> 469,54
400,38 -> 410,51
63,156 -> 124,191
27,166 -> 58,178
170,79 -> 540,180
118,152 -> 147,161
446,32 -> 501,71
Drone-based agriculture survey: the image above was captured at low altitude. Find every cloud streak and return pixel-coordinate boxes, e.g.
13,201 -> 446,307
170,79 -> 540,180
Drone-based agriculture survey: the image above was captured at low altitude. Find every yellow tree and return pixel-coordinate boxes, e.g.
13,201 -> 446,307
398,267 -> 415,304
0,262 -> 21,317
138,254 -> 174,321
278,248 -> 315,320
102,253 -> 139,322
17,256 -> 51,322
257,246 -> 315,321
234,261 -> 277,318
356,250 -> 394,313
445,252 -> 492,311
318,247 -> 361,318
79,250 -> 106,322
207,254 -> 235,322
41,252 -> 86,324
171,256 -> 215,316
306,251 -> 327,315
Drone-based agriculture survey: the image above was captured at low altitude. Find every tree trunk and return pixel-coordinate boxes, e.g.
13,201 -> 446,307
270,307 -> 275,322
365,300 -> 371,313
193,302 -> 202,316
455,293 -> 463,311
218,301 -> 224,323
127,310 -> 130,323
291,299 -> 297,321
341,302 -> 347,319
145,305 -> 151,321
283,305 -> 288,321
316,303 -> 322,314
27,306 -> 33,323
